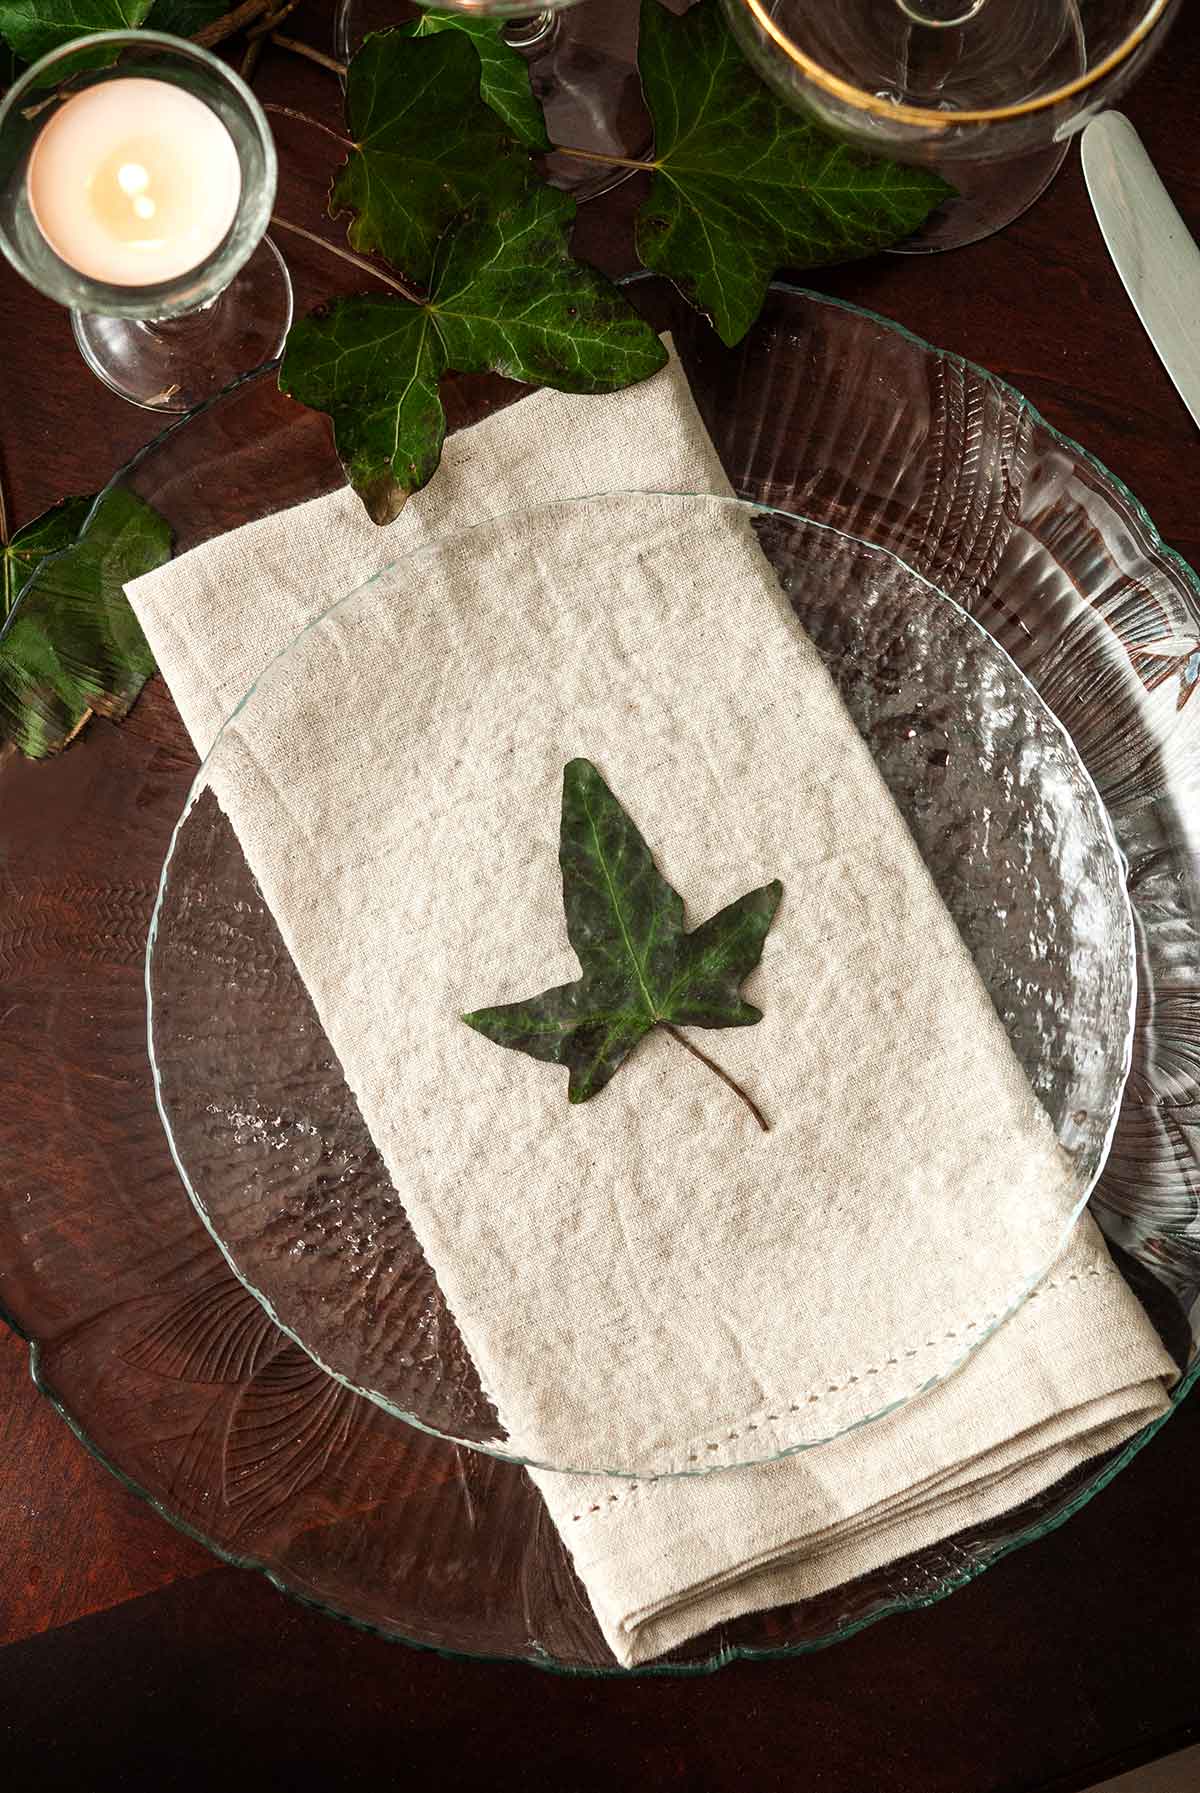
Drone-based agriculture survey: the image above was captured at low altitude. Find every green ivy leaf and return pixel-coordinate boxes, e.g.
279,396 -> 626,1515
147,0 -> 229,34
2,493 -> 92,619
280,185 -> 668,525
332,28 -> 537,289
0,487 -> 170,758
403,10 -> 551,152
283,301 -> 444,522
635,0 -> 952,347
0,0 -> 154,62
464,758 -> 782,1112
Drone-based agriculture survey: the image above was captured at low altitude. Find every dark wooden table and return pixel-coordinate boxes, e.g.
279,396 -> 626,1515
3,6 -> 1200,1788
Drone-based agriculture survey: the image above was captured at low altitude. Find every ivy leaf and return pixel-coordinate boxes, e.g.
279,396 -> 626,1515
282,300 -> 444,520
464,758 -> 782,1115
0,487 -> 170,758
0,0 -> 154,62
403,10 -> 551,152
331,28 -> 537,289
280,185 -> 668,525
2,493 -> 92,619
635,0 -> 953,347
147,0 -> 229,33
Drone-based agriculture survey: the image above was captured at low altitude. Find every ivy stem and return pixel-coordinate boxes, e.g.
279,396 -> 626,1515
240,35 -> 264,80
270,34 -> 347,75
663,1025 -> 770,1133
246,0 -> 299,39
553,145 -> 658,173
193,0 -> 272,50
241,0 -> 298,75
262,102 -> 354,152
269,215 -> 427,304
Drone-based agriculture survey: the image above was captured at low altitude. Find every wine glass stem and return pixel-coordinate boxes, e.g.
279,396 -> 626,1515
895,0 -> 988,23
501,13 -> 559,53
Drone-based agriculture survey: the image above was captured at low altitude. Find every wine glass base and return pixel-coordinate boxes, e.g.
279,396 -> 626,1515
333,1 -> 653,202
71,236 -> 294,413
526,7 -> 654,199
889,139 -> 1071,253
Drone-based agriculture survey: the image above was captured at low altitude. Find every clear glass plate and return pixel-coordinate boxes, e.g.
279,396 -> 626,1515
2,278 -> 1198,1671
147,493 -> 1136,1478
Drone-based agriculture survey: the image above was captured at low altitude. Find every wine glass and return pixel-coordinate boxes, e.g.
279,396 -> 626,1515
722,0 -> 1182,250
0,31 -> 292,410
334,0 -> 654,199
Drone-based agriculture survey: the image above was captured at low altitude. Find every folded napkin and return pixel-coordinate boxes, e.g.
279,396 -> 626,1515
128,350 -> 1173,1667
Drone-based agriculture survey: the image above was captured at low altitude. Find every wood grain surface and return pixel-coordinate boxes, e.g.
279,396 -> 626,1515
2,3 -> 1200,1787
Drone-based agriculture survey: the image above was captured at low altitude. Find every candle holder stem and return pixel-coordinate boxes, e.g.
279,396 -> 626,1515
72,234 -> 293,412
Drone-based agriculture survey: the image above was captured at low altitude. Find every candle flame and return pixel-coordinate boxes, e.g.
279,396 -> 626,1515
116,162 -> 150,196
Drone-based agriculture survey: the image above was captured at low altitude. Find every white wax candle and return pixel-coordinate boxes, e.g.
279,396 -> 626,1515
26,78 -> 243,287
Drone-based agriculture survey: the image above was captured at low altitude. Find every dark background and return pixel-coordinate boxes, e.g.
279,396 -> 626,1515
3,4 -> 1200,1788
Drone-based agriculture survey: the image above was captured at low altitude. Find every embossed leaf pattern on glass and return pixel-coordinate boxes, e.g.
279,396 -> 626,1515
120,1274 -> 279,1386
116,1277 -> 365,1536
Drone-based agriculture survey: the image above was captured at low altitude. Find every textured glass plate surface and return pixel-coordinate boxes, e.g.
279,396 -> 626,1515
147,494 -> 1136,1477
2,279 -> 1199,1672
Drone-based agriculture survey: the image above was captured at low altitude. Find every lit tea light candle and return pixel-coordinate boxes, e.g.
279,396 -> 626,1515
26,78 -> 242,287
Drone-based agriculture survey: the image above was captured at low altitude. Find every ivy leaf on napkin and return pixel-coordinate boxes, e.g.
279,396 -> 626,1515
635,0 -> 952,347
280,186 -> 667,525
402,10 -> 551,151
0,487 -> 170,758
0,0 -> 153,61
332,28 -> 539,288
464,758 -> 782,1119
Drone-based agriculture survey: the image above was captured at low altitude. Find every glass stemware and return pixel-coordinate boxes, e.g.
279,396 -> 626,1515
721,0 -> 1181,251
0,31 -> 292,411
334,0 -> 653,199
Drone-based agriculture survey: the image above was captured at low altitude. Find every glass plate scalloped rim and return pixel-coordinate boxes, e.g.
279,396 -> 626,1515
1,278 -> 1196,1676
13,1302 -> 1198,1680
144,492 -> 1140,1480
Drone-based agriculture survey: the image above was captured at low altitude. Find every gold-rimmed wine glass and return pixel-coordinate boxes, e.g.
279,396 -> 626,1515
722,0 -> 1181,250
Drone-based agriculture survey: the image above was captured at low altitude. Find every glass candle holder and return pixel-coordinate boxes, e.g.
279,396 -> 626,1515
0,30 -> 293,411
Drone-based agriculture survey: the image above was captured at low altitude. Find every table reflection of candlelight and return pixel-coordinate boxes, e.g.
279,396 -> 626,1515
26,79 -> 242,287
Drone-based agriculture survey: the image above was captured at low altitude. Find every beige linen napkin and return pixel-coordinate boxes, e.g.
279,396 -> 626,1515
128,351 -> 1173,1667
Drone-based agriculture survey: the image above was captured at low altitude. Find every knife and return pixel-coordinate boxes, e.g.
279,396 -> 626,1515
1082,111 -> 1200,431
